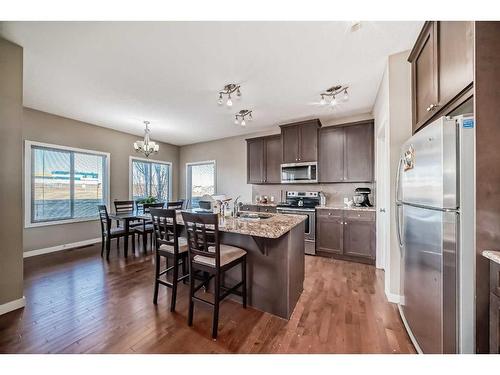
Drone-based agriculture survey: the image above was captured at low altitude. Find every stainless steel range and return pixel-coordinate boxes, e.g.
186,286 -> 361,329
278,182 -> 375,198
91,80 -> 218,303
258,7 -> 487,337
276,191 -> 320,255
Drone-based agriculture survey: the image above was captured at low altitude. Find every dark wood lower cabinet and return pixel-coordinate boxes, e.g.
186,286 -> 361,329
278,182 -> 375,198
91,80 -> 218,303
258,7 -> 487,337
316,210 -> 343,254
490,261 -> 500,353
490,292 -> 500,354
343,212 -> 376,259
316,209 -> 375,264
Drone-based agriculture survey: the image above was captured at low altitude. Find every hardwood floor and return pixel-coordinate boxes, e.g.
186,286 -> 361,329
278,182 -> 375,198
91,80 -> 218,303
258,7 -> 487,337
0,241 -> 415,354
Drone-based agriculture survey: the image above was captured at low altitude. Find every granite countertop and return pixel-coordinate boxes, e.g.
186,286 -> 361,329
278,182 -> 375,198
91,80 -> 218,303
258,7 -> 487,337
316,205 -> 376,212
482,250 -> 500,265
170,211 -> 306,239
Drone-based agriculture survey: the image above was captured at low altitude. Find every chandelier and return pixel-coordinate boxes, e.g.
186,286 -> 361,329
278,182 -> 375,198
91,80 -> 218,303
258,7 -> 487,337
234,109 -> 253,127
319,85 -> 349,107
218,83 -> 241,107
134,121 -> 159,157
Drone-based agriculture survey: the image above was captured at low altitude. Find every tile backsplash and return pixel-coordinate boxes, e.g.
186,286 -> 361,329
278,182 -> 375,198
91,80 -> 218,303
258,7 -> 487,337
252,182 -> 376,206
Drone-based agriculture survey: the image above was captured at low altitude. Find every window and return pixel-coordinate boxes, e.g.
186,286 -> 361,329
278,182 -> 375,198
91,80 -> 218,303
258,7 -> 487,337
25,141 -> 109,227
186,161 -> 216,208
130,157 -> 171,202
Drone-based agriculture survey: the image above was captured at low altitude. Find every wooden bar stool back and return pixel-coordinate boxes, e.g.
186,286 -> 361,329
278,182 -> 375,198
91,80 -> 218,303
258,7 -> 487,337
181,211 -> 247,339
167,201 -> 184,210
150,208 -> 189,312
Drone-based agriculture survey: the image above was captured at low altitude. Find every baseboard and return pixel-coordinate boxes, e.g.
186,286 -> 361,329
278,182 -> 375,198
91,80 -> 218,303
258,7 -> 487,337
385,290 -> 401,304
0,296 -> 26,316
23,237 -> 101,258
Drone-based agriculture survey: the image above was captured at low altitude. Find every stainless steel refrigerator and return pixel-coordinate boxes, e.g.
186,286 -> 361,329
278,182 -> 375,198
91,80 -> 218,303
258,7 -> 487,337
396,115 -> 475,354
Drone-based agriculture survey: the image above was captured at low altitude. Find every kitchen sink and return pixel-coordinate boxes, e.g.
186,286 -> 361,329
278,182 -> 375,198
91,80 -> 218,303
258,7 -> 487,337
236,212 -> 273,220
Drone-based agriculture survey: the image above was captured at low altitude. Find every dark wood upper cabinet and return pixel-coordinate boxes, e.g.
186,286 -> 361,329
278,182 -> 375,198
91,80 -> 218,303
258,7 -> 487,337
298,123 -> 319,162
281,125 -> 300,163
319,120 -> 374,183
319,126 -> 344,182
280,119 -> 321,163
438,21 -> 474,106
247,138 -> 264,184
344,122 -> 374,182
264,135 -> 281,183
409,21 -> 439,131
246,134 -> 281,184
409,21 -> 474,133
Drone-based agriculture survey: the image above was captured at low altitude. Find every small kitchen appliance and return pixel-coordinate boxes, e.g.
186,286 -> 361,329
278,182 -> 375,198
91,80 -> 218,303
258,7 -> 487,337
353,187 -> 372,207
276,191 -> 320,255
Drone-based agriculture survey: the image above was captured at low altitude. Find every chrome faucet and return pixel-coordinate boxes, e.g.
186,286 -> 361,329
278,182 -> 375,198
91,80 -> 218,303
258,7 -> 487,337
233,195 -> 241,217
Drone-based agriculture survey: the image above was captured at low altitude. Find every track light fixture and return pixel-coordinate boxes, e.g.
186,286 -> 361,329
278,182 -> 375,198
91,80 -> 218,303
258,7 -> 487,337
320,85 -> 349,107
233,109 -> 253,127
218,83 -> 241,107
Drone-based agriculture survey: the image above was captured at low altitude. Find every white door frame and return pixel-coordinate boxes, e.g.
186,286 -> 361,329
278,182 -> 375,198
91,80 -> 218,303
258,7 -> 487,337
375,117 -> 390,271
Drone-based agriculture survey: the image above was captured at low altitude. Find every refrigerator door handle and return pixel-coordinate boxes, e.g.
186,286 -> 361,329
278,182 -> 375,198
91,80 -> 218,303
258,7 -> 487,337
395,157 -> 403,203
396,202 -> 403,250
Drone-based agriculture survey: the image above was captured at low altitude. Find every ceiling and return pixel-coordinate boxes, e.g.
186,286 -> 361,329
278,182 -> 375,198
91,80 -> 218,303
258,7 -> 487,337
0,21 -> 423,146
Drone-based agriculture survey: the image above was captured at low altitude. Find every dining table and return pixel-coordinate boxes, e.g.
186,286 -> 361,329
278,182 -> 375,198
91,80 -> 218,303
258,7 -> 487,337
108,210 -> 151,257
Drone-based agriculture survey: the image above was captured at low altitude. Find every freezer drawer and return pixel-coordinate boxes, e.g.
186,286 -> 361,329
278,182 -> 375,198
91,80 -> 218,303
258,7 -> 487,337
400,204 -> 458,353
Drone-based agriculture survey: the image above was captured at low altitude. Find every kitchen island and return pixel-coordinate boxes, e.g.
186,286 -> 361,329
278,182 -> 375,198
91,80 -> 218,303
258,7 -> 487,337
177,211 -> 306,319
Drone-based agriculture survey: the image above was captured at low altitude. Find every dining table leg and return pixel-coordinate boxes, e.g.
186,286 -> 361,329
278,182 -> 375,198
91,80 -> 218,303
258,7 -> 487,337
124,219 -> 129,258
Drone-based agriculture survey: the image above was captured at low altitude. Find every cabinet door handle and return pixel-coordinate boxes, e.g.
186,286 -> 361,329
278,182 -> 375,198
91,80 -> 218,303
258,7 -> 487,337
426,103 -> 439,112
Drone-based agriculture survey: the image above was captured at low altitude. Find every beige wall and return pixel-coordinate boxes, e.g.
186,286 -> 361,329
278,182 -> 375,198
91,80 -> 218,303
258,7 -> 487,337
179,113 -> 374,207
0,39 -> 24,305
373,50 -> 412,300
22,108 -> 180,252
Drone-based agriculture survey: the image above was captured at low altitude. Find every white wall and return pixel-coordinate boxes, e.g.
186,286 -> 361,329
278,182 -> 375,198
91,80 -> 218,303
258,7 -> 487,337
372,50 -> 412,302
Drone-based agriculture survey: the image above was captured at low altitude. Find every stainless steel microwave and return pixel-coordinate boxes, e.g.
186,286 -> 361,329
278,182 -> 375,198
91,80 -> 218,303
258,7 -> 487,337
281,162 -> 318,183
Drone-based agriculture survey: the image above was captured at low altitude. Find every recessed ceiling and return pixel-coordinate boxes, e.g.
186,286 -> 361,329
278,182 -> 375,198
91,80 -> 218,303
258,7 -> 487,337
0,21 -> 423,145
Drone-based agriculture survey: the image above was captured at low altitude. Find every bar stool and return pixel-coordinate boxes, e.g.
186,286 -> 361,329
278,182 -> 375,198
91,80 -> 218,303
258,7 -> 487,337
150,208 -> 189,311
181,211 -> 247,339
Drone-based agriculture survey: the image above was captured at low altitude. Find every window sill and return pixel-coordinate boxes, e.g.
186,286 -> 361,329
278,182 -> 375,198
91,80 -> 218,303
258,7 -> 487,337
25,216 -> 99,229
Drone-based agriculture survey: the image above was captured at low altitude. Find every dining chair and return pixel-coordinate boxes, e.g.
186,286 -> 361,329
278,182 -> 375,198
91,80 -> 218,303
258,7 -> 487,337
167,201 -> 184,210
113,200 -> 141,248
134,202 -> 165,252
181,211 -> 247,339
98,205 -> 135,260
150,208 -> 189,311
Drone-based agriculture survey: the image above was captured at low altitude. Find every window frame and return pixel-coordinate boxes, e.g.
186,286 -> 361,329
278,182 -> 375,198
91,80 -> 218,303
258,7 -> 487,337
24,140 -> 110,228
185,160 -> 217,204
128,156 -> 173,202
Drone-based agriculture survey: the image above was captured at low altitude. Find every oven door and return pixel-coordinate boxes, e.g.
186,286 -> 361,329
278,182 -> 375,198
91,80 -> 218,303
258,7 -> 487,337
276,208 -> 316,255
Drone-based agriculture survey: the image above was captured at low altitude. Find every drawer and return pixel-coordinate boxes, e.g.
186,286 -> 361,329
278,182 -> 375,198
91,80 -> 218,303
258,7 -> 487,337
317,209 -> 343,218
259,206 -> 276,213
491,262 -> 500,298
344,210 -> 375,221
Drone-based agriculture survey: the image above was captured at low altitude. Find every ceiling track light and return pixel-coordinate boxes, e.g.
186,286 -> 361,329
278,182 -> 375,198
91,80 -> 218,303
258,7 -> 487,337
218,83 -> 241,107
319,85 -> 349,107
234,109 -> 253,127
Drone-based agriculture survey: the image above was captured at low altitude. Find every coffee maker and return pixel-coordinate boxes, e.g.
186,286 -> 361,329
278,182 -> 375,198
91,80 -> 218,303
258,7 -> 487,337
353,187 -> 372,207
